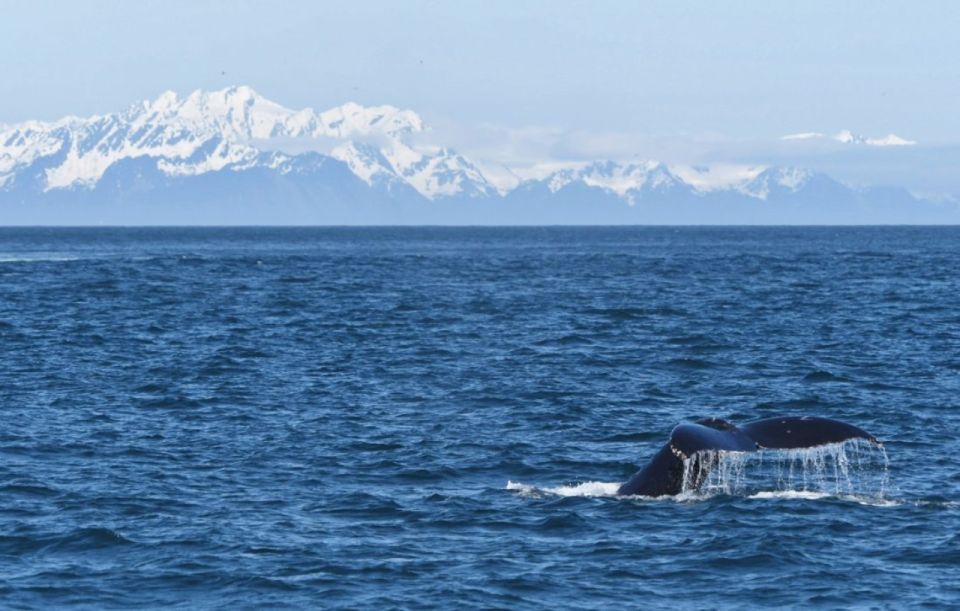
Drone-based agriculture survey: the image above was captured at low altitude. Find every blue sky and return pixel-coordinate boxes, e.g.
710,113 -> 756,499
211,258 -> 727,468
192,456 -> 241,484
4,0 -> 958,192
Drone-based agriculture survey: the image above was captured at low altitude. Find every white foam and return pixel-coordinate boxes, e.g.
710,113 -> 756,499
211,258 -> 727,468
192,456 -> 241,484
506,480 -> 620,498
749,490 -> 832,501
749,490 -> 901,507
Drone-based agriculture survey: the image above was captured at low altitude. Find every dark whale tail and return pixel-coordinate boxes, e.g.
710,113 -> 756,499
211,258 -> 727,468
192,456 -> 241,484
616,416 -> 880,497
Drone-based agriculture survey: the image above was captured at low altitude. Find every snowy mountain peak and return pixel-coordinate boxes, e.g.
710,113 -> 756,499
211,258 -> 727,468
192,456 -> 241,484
0,86 -> 444,194
316,101 -> 424,139
332,138 -> 496,199
144,90 -> 180,113
738,166 -> 815,199
543,160 -> 680,198
531,161 -> 828,202
331,140 -> 398,186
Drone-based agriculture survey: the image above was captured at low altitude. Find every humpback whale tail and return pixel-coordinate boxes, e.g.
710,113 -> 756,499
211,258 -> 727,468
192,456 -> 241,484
616,416 -> 880,497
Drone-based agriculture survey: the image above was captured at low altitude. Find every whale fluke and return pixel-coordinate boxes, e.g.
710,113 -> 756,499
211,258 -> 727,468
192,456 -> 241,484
616,416 -> 880,497
739,416 -> 878,449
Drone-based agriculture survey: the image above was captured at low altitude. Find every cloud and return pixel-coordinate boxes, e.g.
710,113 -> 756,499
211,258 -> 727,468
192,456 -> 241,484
726,137 -> 960,198
413,119 -> 739,172
781,132 -> 825,141
781,130 -> 917,146
411,121 -> 565,165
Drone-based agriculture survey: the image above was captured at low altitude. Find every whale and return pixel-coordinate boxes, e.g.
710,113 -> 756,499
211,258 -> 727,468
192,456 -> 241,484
617,416 -> 881,497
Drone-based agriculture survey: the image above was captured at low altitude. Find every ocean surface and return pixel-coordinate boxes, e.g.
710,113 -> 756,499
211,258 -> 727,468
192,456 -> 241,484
0,226 -> 958,609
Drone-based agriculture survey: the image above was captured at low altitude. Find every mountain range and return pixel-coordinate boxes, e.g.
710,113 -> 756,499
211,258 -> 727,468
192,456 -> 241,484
1,86 -> 956,224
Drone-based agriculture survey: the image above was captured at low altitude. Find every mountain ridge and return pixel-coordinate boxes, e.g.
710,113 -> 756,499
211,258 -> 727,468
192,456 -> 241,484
0,87 -> 955,224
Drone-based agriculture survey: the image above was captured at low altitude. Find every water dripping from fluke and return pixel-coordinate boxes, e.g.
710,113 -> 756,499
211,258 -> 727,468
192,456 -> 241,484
507,439 -> 892,505
674,439 -> 891,503
615,415 -> 885,498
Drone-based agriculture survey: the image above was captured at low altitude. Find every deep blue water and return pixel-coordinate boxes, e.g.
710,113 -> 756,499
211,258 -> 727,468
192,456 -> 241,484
0,226 -> 958,609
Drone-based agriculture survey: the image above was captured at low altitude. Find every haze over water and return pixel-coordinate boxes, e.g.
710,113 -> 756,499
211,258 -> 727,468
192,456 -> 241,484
1,226 -> 958,608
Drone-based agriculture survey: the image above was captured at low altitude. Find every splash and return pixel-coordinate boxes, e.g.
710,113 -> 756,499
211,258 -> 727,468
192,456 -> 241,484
680,438 -> 889,500
506,480 -> 621,498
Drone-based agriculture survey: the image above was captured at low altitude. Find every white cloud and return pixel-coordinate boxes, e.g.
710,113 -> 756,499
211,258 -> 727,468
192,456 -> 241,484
781,132 -> 826,141
781,129 -> 916,147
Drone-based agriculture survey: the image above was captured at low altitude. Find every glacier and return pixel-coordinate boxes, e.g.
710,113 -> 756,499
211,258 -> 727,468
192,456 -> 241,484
0,86 -> 954,224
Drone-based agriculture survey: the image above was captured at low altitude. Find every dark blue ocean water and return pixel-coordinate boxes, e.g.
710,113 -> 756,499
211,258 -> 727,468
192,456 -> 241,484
1,227 -> 958,609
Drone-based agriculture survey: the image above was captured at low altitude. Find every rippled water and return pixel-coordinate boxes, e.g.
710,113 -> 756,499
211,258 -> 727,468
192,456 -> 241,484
1,226 -> 958,608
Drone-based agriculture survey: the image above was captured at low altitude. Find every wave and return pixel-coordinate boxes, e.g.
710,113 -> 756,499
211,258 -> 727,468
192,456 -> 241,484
802,370 -> 848,383
0,527 -> 133,555
664,357 -> 715,370
0,254 -> 80,263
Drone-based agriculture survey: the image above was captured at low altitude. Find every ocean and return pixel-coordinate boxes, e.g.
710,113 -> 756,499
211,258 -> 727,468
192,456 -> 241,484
0,226 -> 958,608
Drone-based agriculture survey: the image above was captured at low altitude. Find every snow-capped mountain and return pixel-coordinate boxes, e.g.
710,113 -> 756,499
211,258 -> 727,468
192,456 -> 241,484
527,161 -> 823,203
0,87 -> 953,224
0,86 -> 494,200
331,140 -> 498,199
540,161 -> 682,202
